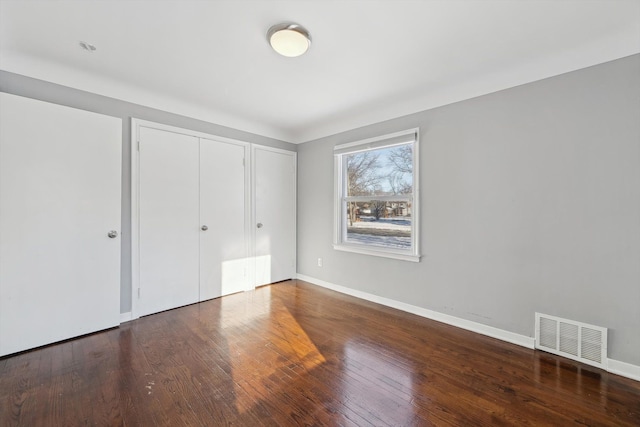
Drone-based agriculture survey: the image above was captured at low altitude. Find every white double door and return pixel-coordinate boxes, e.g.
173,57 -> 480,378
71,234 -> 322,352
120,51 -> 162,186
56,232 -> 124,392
138,126 -> 250,317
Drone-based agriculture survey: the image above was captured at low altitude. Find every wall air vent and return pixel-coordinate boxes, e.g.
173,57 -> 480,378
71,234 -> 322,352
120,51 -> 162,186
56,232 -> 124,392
535,313 -> 607,369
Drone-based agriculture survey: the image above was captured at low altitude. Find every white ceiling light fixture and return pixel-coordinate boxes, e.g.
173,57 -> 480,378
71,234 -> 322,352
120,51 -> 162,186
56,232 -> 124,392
267,23 -> 311,57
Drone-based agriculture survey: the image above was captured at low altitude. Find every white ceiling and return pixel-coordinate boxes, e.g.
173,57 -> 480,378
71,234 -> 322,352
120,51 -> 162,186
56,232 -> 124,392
1,0 -> 639,144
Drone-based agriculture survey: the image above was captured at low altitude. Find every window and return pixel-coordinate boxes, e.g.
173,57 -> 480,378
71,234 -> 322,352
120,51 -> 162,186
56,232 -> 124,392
334,129 -> 420,262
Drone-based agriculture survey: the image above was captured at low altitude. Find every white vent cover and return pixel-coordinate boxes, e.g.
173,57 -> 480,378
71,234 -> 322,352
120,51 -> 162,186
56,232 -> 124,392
535,313 -> 608,369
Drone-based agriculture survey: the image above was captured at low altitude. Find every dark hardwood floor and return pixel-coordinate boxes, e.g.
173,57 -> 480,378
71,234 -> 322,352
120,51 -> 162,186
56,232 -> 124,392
1,280 -> 639,426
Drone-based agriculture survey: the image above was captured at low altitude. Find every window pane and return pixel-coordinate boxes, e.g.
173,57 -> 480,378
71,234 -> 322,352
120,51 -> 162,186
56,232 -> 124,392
346,144 -> 413,197
345,200 -> 412,249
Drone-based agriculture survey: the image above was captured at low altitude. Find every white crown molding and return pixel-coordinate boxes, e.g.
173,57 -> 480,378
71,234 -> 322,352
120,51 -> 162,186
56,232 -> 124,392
293,36 -> 640,143
0,50 -> 298,143
3,28 -> 638,146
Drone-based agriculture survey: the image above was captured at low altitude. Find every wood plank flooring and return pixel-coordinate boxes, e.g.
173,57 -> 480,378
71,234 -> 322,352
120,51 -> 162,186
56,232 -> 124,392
1,280 -> 639,426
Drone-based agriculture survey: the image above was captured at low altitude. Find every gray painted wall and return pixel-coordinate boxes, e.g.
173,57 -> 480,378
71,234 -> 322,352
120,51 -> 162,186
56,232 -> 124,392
297,55 -> 640,365
0,71 -> 296,314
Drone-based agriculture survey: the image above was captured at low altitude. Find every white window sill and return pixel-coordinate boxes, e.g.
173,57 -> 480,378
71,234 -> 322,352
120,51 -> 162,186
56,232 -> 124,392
333,243 -> 421,262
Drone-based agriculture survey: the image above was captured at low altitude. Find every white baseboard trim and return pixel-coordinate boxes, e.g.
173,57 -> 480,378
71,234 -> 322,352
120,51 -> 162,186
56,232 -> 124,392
119,312 -> 132,324
608,359 -> 640,382
296,274 -> 640,383
296,274 -> 535,349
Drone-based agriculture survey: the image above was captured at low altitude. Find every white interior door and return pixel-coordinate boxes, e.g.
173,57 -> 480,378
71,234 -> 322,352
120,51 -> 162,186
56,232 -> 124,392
138,127 -> 199,316
200,138 -> 249,299
253,146 -> 296,286
0,93 -> 121,357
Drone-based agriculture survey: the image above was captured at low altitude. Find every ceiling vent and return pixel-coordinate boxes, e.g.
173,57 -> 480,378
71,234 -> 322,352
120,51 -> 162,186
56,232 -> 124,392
535,312 -> 607,369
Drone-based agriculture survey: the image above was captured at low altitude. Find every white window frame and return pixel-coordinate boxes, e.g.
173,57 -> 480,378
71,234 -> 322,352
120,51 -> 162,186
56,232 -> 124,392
333,128 -> 420,262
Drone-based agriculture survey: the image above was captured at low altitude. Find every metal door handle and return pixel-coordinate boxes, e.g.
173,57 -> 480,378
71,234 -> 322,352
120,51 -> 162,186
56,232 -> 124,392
257,223 -> 263,229
107,230 -> 118,238
201,225 -> 208,231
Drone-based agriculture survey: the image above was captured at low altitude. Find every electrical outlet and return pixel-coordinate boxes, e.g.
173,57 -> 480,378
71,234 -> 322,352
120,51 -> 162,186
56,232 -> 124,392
317,258 -> 323,267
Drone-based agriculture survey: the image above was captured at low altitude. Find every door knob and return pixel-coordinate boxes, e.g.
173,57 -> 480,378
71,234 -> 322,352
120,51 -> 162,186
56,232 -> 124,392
107,230 -> 118,238
257,223 -> 263,229
201,225 -> 208,231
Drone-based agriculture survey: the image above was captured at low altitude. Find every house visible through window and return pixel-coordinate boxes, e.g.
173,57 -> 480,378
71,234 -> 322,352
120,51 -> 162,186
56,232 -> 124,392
334,129 -> 420,262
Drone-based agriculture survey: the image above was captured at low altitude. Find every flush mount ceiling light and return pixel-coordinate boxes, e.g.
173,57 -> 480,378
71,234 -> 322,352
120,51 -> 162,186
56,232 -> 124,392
267,23 -> 311,57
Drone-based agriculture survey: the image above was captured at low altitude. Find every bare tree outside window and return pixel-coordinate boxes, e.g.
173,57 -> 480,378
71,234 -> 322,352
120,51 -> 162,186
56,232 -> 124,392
346,151 -> 380,226
342,143 -> 414,249
346,151 -> 381,196
387,145 -> 413,195
335,130 -> 419,260
388,145 -> 412,174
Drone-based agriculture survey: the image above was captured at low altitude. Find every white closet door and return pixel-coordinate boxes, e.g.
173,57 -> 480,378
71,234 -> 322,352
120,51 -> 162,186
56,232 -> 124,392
254,146 -> 296,286
138,127 -> 199,316
0,93 -> 121,357
199,138 -> 248,299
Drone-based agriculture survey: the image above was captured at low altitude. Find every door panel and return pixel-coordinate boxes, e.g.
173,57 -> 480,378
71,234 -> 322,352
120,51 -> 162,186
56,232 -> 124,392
138,127 -> 199,316
134,122 -> 296,314
254,147 -> 296,286
200,138 -> 248,299
0,93 -> 121,356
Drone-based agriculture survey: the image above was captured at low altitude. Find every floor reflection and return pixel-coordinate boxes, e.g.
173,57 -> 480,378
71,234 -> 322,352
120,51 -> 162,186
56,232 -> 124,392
219,285 -> 272,329
219,286 -> 326,415
339,340 -> 418,425
4,281 -> 637,425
